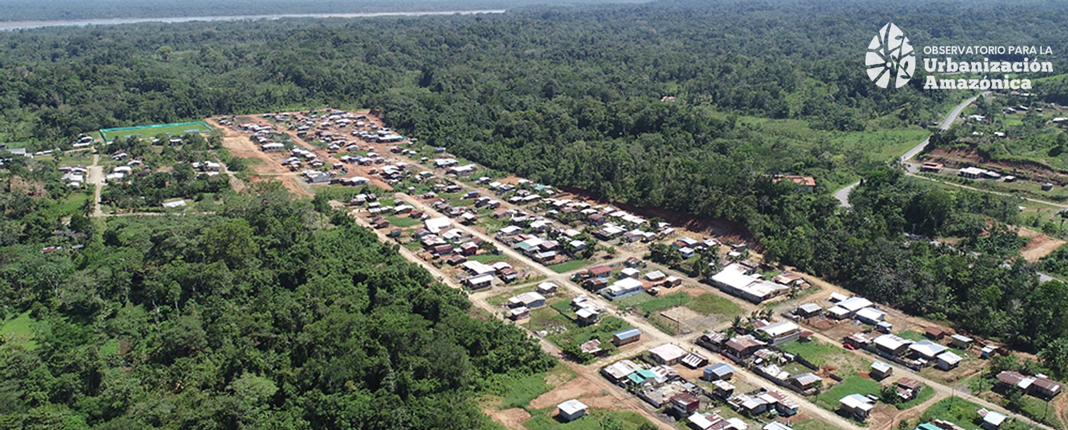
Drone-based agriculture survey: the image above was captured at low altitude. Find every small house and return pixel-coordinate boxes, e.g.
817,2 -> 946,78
937,351 -> 963,371
839,394 -> 876,421
648,343 -> 688,366
703,363 -> 735,381
950,334 -> 974,349
612,329 -> 642,347
669,392 -> 701,417
870,361 -> 893,380
556,399 -> 588,423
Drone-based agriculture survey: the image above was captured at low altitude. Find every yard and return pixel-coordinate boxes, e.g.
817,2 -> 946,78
386,215 -> 421,228
522,409 -> 653,430
779,340 -> 871,378
684,293 -> 745,318
489,363 -> 577,409
919,398 -> 1031,430
896,385 -> 936,410
813,376 -> 881,411
548,259 -> 589,274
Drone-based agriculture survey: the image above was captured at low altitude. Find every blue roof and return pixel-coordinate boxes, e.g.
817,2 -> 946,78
705,363 -> 735,376
613,328 -> 642,339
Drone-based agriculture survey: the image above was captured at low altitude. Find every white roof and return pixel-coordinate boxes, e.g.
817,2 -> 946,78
937,351 -> 963,365
620,268 -> 640,277
424,217 -> 451,233
983,410 -> 1006,426
162,200 -> 187,208
758,321 -> 799,338
648,343 -> 688,363
510,292 -> 545,306
462,261 -> 495,275
557,399 -> 587,416
827,306 -> 850,317
763,422 -> 792,430
839,394 -> 875,411
645,270 -> 666,281
855,307 -> 885,321
909,340 -> 948,358
602,359 -> 642,380
611,277 -> 644,290
871,361 -> 892,372
837,297 -> 873,312
874,334 -> 910,351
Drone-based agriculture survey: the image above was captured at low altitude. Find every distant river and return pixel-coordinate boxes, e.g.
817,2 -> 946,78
0,9 -> 506,31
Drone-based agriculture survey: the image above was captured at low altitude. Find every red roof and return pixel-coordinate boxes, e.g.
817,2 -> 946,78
587,265 -> 611,276
773,175 -> 816,187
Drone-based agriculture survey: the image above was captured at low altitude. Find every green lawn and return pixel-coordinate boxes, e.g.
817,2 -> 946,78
614,293 -> 654,309
635,293 -> 691,314
470,254 -> 510,264
792,420 -> 846,430
41,191 -> 90,220
685,293 -> 745,317
0,311 -> 47,350
491,363 -> 576,409
99,121 -> 213,141
386,215 -> 421,228
779,340 -> 870,377
921,398 -> 1031,430
548,259 -> 589,274
814,376 -> 881,411
898,330 -> 925,342
523,409 -> 653,430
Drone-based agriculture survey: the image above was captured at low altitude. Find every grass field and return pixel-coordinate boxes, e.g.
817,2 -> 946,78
791,420 -> 845,430
523,409 -> 653,430
99,121 -> 213,141
548,259 -> 588,274
0,311 -> 47,350
470,254 -> 510,264
814,376 -> 881,411
779,340 -> 870,377
491,363 -> 576,410
386,215 -> 421,228
634,293 -> 690,314
685,293 -> 745,317
921,398 -> 1030,430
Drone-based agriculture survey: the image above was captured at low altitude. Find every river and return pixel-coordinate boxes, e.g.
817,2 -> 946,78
0,9 -> 507,31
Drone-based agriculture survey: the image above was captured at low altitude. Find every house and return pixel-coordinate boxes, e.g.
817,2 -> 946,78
537,282 -> 559,296
687,412 -> 746,430
557,399 -> 588,422
871,361 -> 893,380
710,263 -> 790,303
909,340 -> 948,361
509,292 -> 546,309
920,162 -> 945,173
795,303 -> 822,318
788,373 -> 822,393
509,307 -> 530,320
669,393 -> 701,417
978,409 -> 1006,430
839,394 -> 876,421
703,363 -> 735,381
465,274 -> 494,290
648,343 -> 688,365
773,175 -> 816,192
580,339 -> 605,356
586,265 -> 612,278
937,351 -> 963,371
995,370 -> 1063,398
950,334 -> 974,349
855,307 -> 886,325
896,378 -> 923,401
601,359 -> 642,383
925,326 -> 947,340
499,267 -> 519,283
724,335 -> 767,361
681,352 -> 708,369
874,334 -> 912,357
612,328 -> 642,347
424,217 -> 451,234
828,297 -> 874,319
756,321 -> 801,346
601,278 -> 644,300
620,267 -> 641,279
763,423 -> 793,430
711,380 -> 735,399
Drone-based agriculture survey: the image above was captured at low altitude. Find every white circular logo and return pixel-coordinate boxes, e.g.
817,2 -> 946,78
866,23 -> 915,88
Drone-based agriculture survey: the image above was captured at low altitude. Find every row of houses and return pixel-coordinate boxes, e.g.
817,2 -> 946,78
844,332 -> 963,371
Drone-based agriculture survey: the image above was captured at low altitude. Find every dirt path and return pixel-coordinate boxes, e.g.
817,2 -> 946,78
88,153 -> 104,217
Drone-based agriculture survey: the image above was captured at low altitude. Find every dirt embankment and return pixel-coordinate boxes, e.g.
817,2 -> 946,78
925,146 -> 1068,185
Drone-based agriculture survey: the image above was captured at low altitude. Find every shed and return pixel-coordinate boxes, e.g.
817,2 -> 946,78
557,399 -> 588,422
612,328 -> 642,346
937,351 -> 963,371
950,334 -> 974,349
703,363 -> 735,381
870,361 -> 893,379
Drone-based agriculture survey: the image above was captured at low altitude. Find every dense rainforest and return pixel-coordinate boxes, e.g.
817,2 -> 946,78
0,167 -> 554,429
5,0 -> 1068,427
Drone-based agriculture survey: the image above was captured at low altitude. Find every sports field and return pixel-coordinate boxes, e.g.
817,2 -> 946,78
99,121 -> 213,141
